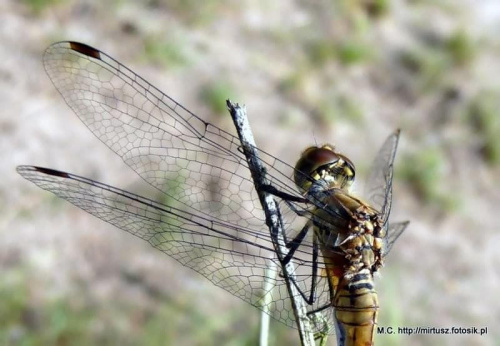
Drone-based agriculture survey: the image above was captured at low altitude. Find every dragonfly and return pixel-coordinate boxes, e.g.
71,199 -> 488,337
17,41 -> 409,345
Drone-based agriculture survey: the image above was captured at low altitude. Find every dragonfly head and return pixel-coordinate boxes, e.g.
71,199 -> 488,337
294,144 -> 355,193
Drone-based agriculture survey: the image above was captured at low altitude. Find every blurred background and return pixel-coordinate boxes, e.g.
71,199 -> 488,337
1,0 -> 499,345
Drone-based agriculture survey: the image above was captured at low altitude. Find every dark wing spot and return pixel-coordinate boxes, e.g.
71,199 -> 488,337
69,42 -> 101,60
34,166 -> 71,178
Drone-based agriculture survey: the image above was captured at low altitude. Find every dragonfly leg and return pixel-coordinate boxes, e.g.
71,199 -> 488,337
274,220 -> 319,305
311,312 -> 331,346
284,199 -> 310,217
260,184 -> 309,204
306,303 -> 331,315
304,271 -> 335,316
282,221 -> 311,260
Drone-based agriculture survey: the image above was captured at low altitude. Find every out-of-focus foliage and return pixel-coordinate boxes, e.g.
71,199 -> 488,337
1,270 -> 96,346
0,269 -> 260,346
200,80 -> 239,116
146,0 -> 233,26
465,91 -> 500,165
306,38 -> 373,66
445,30 -> 475,66
399,147 -> 460,211
142,37 -> 191,69
21,0 -> 63,14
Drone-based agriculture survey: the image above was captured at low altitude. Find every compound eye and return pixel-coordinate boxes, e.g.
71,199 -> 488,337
338,154 -> 355,179
294,146 -> 340,192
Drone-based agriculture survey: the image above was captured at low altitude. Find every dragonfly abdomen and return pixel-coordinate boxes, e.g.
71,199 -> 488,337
334,267 -> 378,346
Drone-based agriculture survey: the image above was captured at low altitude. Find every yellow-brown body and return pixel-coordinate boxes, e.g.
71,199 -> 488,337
294,143 -> 394,345
333,268 -> 378,346
314,191 -> 383,346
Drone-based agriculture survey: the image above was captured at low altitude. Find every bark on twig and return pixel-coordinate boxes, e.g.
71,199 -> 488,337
227,100 -> 316,346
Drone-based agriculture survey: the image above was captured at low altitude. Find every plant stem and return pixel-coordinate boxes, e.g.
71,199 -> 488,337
227,100 -> 316,346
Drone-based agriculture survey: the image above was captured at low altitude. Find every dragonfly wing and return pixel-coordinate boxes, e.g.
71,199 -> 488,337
43,41 -> 303,231
381,221 -> 409,258
42,41 -> 349,246
364,129 -> 401,225
37,42 -> 352,333
17,165 -> 337,334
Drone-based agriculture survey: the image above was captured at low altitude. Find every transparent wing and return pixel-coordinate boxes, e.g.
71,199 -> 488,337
33,41 -> 358,333
17,165 -> 337,333
42,41 -> 348,249
364,129 -> 401,225
381,221 -> 409,258
43,41 -> 306,231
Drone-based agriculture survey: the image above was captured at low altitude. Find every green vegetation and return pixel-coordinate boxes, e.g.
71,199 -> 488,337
0,271 -> 96,346
22,0 -> 62,14
306,38 -> 373,67
277,70 -> 307,97
337,95 -> 364,123
399,49 -> 447,93
363,0 -> 391,19
143,37 -> 190,69
307,40 -> 337,66
377,271 -> 404,346
278,67 -> 365,126
337,40 -> 373,66
314,95 -> 363,125
313,101 -> 338,125
445,30 -> 475,66
400,148 -> 442,202
397,29 -> 476,94
399,147 -> 459,211
465,91 -> 500,165
200,81 -> 238,116
0,268 -> 260,345
151,0 -> 230,26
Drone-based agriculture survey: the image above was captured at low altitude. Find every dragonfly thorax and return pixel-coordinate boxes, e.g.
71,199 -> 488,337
294,144 -> 355,194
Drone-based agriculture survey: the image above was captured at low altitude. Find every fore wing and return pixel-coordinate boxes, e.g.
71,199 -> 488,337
24,41 -> 361,333
364,129 -> 401,225
43,41 -> 305,232
42,41 -> 349,251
